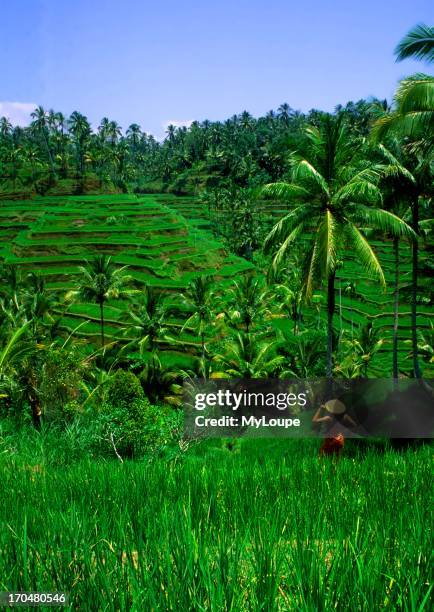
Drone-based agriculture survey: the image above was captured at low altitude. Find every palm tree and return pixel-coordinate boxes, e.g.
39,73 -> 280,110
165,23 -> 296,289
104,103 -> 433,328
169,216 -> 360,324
125,286 -> 168,353
335,323 -> 384,378
372,74 -> 434,140
67,255 -> 132,347
395,23 -> 434,62
21,273 -> 58,339
267,258 -> 305,334
376,140 -> 422,379
25,145 -> 44,185
212,332 -> 283,379
263,114 -> 416,377
223,275 -> 268,333
0,117 -> 12,138
107,121 -> 122,147
138,352 -> 183,405
52,111 -> 68,177
5,146 -> 23,189
98,117 -> 110,141
278,102 -> 293,126
30,105 -> 55,176
373,24 -> 434,140
276,329 -> 326,378
373,27 -> 434,377
181,275 -> 214,364
68,111 -> 91,178
112,140 -> 130,186
166,124 -> 177,145
0,320 -> 42,425
126,123 -> 142,150
0,264 -> 22,311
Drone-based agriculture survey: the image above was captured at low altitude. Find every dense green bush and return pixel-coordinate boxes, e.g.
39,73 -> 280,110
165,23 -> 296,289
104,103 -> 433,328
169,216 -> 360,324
96,399 -> 182,458
106,369 -> 145,408
95,370 -> 182,458
40,347 -> 86,420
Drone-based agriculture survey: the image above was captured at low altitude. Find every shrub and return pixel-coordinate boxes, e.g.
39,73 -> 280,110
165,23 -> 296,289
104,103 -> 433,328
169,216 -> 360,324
106,370 -> 144,409
97,398 -> 181,459
39,348 -> 86,421
97,370 -> 182,458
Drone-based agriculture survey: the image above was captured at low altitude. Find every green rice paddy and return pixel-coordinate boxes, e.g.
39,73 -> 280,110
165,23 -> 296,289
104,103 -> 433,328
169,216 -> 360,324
0,429 -> 431,611
0,193 -> 432,375
0,194 -> 255,363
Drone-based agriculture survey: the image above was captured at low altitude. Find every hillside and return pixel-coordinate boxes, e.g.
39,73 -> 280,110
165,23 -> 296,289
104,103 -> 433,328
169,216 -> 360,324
0,194 -> 254,366
0,193 -> 432,376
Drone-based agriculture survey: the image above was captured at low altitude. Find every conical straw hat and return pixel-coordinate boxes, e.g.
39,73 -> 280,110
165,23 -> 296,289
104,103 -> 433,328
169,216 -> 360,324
324,399 -> 346,414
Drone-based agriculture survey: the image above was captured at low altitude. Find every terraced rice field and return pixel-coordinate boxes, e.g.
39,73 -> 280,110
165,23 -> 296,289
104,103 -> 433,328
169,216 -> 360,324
0,194 -> 432,376
0,194 -> 254,366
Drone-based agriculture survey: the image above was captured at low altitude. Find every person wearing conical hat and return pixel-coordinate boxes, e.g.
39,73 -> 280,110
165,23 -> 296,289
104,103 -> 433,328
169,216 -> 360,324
312,399 -> 357,457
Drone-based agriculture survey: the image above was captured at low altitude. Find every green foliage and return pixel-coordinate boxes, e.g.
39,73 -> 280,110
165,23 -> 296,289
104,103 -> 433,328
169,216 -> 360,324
277,328 -> 327,378
394,23 -> 434,63
98,397 -> 149,457
0,29 -> 432,609
221,274 -> 269,333
137,353 -> 183,406
94,369 -> 180,458
0,27 -> 432,383
203,187 -> 266,259
39,347 -> 86,419
212,331 -> 284,379
181,275 -> 215,360
125,285 -> 169,353
105,369 -> 144,408
97,395 -> 181,458
263,114 -> 416,296
335,323 -> 384,377
372,26 -> 434,142
0,191 -> 431,380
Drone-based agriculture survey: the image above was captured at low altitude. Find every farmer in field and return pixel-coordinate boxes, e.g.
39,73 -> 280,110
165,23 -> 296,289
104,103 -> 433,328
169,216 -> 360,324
312,399 -> 357,457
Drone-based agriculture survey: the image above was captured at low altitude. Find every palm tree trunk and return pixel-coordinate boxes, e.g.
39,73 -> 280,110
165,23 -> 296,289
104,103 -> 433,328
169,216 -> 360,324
326,271 -> 336,378
27,372 -> 41,429
99,302 -> 105,347
393,237 -> 399,384
61,148 -> 68,178
30,394 -> 42,428
297,302 -> 302,334
201,331 -> 206,364
411,197 -> 421,378
43,131 -> 55,179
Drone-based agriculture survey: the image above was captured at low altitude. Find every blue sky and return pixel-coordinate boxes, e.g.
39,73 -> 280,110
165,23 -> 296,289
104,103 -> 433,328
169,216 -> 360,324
1,0 -> 432,139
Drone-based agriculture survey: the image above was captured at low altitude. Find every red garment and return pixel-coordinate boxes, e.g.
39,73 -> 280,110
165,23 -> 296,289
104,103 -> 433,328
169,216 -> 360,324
319,433 -> 345,457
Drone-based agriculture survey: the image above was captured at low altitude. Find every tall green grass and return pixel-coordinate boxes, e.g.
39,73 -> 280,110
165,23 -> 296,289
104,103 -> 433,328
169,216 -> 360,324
0,426 -> 431,611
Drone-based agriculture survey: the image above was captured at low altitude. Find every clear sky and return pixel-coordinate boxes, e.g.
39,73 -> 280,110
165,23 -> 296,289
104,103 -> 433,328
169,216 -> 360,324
1,0 -> 433,139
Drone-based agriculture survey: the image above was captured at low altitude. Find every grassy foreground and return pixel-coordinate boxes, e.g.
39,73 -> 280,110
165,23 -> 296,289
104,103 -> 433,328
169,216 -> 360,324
0,431 -> 431,611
